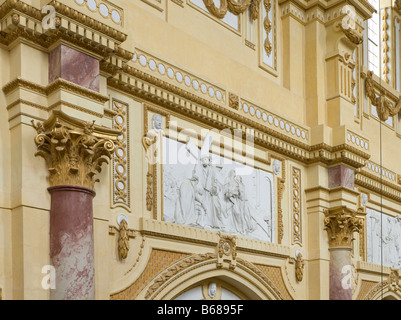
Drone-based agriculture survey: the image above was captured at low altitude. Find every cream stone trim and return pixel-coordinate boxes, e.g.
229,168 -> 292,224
3,77 -> 110,104
72,0 -> 124,26
131,48 -> 227,105
140,217 -> 291,257
108,67 -> 371,168
359,269 -> 401,300
355,170 -> 401,202
144,252 -> 289,300
292,166 -> 302,245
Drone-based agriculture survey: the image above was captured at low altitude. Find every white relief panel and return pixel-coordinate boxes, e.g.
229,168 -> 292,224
366,208 -> 401,268
162,137 -> 275,242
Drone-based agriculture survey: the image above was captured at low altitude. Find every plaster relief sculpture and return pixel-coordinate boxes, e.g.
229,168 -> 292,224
117,214 -> 129,260
208,283 -> 217,299
162,136 -> 274,242
273,159 -> 281,175
295,251 -> 304,282
367,208 -> 401,268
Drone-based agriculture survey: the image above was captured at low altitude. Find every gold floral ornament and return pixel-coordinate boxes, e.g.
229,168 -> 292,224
365,70 -> 401,121
32,111 -> 120,189
324,206 -> 364,248
118,218 -> 130,260
295,252 -> 304,282
202,0 -> 260,20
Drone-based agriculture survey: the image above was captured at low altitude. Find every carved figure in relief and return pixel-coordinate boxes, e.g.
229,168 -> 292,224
152,114 -> 163,132
208,283 -> 217,299
224,169 -> 244,233
174,175 -> 201,226
164,136 -> 274,242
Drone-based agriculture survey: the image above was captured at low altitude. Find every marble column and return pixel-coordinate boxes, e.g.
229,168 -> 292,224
32,112 -> 117,300
328,247 -> 352,300
324,206 -> 363,300
48,185 -> 96,300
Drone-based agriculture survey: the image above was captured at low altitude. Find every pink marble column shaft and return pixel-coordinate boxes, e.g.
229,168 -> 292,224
329,247 -> 352,300
48,185 -> 96,300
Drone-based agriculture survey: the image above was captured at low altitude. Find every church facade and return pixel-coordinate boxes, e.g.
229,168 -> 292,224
0,0 -> 401,300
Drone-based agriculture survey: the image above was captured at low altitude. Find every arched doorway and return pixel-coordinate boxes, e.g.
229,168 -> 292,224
144,253 -> 290,300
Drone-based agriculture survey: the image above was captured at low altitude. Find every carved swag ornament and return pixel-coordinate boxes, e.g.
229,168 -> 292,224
32,111 -> 118,189
202,0 -> 260,20
365,70 -> 401,121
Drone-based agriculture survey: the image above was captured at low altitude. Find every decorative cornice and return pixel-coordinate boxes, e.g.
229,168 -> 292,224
108,66 -> 371,168
324,206 -> 364,248
3,77 -> 109,103
0,0 -> 131,63
32,110 -> 120,189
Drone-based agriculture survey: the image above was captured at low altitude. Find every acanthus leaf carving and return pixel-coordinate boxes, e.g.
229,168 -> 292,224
32,111 -> 118,190
324,206 -> 364,248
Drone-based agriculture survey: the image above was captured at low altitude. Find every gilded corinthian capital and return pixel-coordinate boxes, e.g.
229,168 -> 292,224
32,111 -> 120,190
324,206 -> 364,248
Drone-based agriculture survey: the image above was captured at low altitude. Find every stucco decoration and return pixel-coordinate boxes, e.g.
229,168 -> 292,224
366,208 -> 401,268
295,251 -> 304,282
32,111 -> 119,189
202,0 -> 260,20
365,70 -> 401,121
324,206 -> 363,248
162,136 -> 275,242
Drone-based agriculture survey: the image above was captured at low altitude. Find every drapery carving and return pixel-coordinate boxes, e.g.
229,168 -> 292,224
202,0 -> 260,20
365,70 -> 401,121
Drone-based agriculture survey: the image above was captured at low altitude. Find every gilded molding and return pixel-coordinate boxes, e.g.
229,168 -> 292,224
143,251 -> 289,300
277,178 -> 285,244
263,0 -> 272,57
3,77 -> 109,104
32,110 -> 119,189
365,70 -> 401,121
362,269 -> 401,300
324,206 -> 364,248
292,167 -> 302,245
145,253 -> 217,300
112,100 -> 131,209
